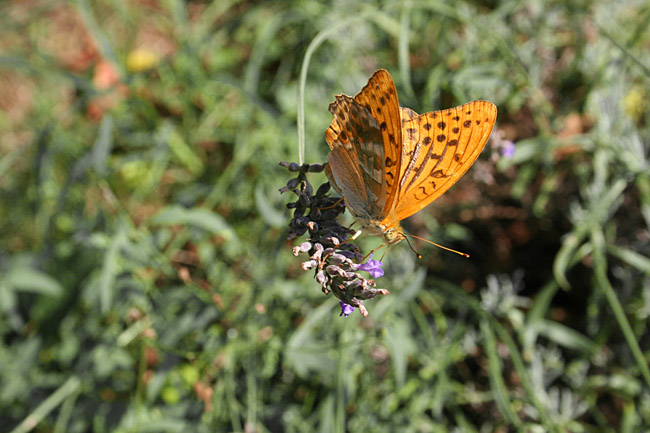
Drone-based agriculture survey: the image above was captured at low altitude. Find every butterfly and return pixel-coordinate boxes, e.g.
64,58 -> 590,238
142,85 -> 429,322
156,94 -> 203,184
324,69 -> 497,249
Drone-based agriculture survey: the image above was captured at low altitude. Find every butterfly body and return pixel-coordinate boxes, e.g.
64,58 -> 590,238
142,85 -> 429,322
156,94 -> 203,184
325,69 -> 496,245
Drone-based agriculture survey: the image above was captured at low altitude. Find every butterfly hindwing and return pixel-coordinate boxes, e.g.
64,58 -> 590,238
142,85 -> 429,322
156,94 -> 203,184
394,101 -> 497,220
326,94 -> 387,219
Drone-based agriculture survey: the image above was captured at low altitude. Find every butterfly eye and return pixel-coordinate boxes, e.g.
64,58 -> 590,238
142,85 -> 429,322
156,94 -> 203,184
383,228 -> 400,244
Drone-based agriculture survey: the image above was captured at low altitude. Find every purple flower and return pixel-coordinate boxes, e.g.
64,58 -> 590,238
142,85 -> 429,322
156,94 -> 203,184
490,130 -> 515,160
357,254 -> 384,278
339,300 -> 355,317
500,140 -> 515,158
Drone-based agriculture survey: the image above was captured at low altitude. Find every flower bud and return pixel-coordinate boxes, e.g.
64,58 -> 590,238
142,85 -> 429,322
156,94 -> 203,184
298,193 -> 311,207
316,182 -> 331,196
316,270 -> 327,285
308,163 -> 325,173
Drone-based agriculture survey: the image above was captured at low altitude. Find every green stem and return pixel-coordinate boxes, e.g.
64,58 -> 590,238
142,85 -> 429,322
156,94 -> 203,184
10,376 -> 81,433
591,227 -> 650,388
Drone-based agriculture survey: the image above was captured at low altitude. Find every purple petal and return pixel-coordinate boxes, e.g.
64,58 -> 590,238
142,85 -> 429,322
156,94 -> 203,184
339,300 -> 355,317
357,253 -> 384,278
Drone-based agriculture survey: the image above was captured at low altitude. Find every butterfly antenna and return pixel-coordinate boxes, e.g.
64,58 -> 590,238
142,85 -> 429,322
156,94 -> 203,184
405,233 -> 470,258
402,234 -> 423,259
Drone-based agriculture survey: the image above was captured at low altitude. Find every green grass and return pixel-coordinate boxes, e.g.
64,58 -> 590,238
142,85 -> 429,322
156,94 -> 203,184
1,0 -> 649,431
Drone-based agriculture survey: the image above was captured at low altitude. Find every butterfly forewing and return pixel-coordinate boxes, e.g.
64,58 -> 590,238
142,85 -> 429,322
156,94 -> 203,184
351,70 -> 402,217
394,101 -> 497,220
325,70 -> 402,220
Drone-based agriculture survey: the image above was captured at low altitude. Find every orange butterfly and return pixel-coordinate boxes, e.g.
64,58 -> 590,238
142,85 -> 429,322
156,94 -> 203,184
325,69 -> 496,250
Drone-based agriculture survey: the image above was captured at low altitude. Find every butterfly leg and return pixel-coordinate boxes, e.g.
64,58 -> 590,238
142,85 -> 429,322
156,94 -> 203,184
363,243 -> 389,262
318,197 -> 344,211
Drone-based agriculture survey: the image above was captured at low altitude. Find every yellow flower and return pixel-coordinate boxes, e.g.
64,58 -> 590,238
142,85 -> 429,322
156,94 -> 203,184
126,49 -> 159,73
623,85 -> 648,122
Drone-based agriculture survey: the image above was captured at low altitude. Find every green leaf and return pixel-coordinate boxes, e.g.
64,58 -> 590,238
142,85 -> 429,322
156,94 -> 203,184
90,115 -> 113,177
533,320 -> 598,356
150,205 -> 237,239
168,128 -> 204,176
255,183 -> 285,228
384,319 -> 415,388
98,226 -> 127,314
285,301 -> 336,378
607,244 -> 650,275
5,265 -> 63,297
480,320 -> 522,428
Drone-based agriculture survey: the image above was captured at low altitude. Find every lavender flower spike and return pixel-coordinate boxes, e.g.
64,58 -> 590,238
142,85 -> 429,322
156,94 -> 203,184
357,254 -> 384,278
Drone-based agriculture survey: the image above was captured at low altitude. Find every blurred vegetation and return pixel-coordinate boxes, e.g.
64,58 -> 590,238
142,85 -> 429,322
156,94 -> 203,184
1,0 -> 649,431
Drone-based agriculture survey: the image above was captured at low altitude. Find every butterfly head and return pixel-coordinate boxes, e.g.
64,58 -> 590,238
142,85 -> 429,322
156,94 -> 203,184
360,218 -> 405,245
382,226 -> 405,245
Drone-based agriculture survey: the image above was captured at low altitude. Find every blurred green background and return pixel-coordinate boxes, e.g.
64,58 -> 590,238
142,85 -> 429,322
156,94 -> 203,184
1,0 -> 649,431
